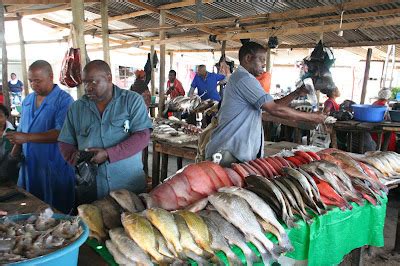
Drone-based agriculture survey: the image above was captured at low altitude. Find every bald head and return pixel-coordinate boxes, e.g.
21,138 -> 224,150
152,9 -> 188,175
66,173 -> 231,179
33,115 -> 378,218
29,60 -> 53,76
83,60 -> 112,76
28,60 -> 54,96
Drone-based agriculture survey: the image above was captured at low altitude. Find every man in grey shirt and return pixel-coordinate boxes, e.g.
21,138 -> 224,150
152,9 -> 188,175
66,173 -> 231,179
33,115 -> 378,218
206,42 -> 326,166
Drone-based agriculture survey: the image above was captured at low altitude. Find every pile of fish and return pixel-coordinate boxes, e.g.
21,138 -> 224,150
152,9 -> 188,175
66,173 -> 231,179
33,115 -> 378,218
0,208 -> 83,264
165,95 -> 202,113
79,187 -> 294,265
153,118 -> 203,136
142,161 -> 243,210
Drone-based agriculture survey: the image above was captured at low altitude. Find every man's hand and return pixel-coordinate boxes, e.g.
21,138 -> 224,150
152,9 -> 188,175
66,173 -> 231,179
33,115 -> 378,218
5,132 -> 30,145
86,148 -> 109,164
312,112 -> 327,124
0,210 -> 7,216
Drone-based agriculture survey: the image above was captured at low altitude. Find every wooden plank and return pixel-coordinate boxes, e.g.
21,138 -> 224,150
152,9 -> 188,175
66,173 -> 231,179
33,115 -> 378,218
100,0 -> 110,65
155,143 -> 197,160
158,10 -> 166,117
3,0 -> 97,4
86,10 -> 152,25
360,48 -> 372,104
71,0 -> 86,98
10,4 -> 70,16
159,0 -> 213,10
161,154 -> 169,182
152,143 -> 161,188
5,4 -> 34,13
17,16 -> 29,97
0,2 -> 11,111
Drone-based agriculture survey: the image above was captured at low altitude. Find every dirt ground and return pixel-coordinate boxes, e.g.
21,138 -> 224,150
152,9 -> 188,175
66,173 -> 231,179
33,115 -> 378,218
340,187 -> 400,266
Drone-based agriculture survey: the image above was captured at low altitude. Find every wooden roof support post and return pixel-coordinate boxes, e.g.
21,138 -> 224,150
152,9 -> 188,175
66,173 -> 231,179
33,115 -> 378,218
17,15 -> 29,97
150,45 -> 155,96
360,48 -> 372,104
169,52 -> 174,71
266,48 -> 271,73
0,2 -> 11,111
158,10 -> 166,117
221,40 -> 226,57
100,0 -> 110,65
71,0 -> 87,98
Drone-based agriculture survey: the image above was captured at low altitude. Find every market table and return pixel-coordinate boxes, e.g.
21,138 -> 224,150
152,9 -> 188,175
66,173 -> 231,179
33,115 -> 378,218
329,120 -> 400,153
262,112 -> 317,144
151,139 -> 198,188
0,185 -> 107,266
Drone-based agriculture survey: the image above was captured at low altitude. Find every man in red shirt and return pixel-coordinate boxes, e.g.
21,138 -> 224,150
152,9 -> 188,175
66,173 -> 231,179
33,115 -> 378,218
166,70 -> 185,99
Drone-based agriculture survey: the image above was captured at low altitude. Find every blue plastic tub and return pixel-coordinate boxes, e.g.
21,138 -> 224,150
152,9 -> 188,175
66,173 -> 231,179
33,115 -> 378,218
352,104 -> 387,122
1,213 -> 89,266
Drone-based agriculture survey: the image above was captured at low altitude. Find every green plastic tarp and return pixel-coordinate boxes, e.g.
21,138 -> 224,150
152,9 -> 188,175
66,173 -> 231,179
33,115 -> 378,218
86,196 -> 387,266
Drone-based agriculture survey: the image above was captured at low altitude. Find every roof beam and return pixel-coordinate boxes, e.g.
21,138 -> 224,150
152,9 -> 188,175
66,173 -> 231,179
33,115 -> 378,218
278,39 -> 400,49
3,0 -> 97,4
85,10 -> 153,25
127,0 -> 222,35
5,4 -> 34,13
158,0 -> 214,10
10,4 -> 70,16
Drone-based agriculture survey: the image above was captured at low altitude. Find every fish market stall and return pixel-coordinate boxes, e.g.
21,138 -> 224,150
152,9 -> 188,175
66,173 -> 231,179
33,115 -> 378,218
329,120 -> 400,153
73,147 -> 397,266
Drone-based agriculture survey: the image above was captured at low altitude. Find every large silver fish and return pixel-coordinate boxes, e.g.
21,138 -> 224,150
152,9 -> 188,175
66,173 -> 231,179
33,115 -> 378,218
208,192 -> 284,264
219,186 -> 293,252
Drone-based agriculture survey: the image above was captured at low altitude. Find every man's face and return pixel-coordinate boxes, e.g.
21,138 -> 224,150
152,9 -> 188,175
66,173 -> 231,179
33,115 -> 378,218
83,67 -> 112,102
28,69 -> 54,96
197,67 -> 207,78
0,111 -> 7,128
247,51 -> 266,77
168,72 -> 175,82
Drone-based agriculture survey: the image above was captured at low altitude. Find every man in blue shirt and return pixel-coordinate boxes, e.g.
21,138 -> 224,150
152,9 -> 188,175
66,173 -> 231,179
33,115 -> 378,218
206,42 -> 326,166
189,65 -> 225,101
58,60 -> 152,200
6,60 -> 75,213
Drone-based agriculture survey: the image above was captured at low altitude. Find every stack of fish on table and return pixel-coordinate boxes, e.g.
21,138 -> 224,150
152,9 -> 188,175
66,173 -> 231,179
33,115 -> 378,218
153,118 -> 203,136
164,95 -> 217,114
77,148 -> 400,265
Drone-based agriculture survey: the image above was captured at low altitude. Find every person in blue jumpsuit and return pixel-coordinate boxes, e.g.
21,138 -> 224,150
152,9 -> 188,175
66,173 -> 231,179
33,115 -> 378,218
6,60 -> 75,214
58,60 -> 152,200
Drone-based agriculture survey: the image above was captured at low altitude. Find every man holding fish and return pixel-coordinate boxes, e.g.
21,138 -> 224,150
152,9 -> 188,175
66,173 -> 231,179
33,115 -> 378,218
206,42 -> 326,166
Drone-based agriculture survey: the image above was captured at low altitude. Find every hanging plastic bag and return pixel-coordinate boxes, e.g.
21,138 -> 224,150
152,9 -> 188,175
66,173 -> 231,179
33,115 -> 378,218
60,48 -> 82,88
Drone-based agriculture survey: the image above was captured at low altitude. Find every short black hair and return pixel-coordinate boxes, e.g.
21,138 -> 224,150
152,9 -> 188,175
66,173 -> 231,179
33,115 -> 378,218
169,70 -> 176,76
198,65 -> 206,69
0,104 -> 9,117
83,60 -> 111,75
11,73 -> 16,76
239,41 -> 266,62
29,60 -> 53,76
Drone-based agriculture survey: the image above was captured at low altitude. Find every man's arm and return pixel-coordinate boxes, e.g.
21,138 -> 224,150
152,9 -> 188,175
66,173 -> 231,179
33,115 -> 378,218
188,87 -> 195,97
105,129 -> 150,163
6,129 -> 60,144
274,85 -> 309,106
59,142 -> 79,166
262,101 -> 325,123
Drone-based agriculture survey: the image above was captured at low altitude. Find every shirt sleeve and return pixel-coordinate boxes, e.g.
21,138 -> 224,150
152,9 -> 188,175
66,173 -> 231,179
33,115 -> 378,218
216,73 -> 226,81
190,76 -> 197,89
176,80 -> 185,96
236,77 -> 274,109
128,93 -> 153,133
58,106 -> 78,146
106,129 -> 150,163
55,94 -> 74,131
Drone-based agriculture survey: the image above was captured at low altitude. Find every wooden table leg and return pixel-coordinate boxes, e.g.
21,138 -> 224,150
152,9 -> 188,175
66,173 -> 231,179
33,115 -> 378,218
359,132 -> 365,154
152,144 -> 160,188
142,146 -> 148,177
382,131 -> 391,151
294,128 -> 302,144
161,154 -> 169,182
330,128 -> 338,149
351,246 -> 364,266
177,157 -> 183,171
377,131 -> 383,151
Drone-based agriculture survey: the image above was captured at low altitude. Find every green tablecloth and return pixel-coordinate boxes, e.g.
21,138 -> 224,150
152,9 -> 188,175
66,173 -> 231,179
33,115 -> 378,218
285,196 -> 387,265
86,196 -> 387,266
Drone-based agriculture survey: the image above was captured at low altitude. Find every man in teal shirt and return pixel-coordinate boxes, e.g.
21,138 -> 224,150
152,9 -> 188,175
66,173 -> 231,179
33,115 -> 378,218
58,60 -> 152,199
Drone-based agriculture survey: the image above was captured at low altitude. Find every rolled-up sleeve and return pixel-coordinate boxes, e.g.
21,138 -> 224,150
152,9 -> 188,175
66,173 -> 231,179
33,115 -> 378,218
55,96 -> 74,131
236,77 -> 273,109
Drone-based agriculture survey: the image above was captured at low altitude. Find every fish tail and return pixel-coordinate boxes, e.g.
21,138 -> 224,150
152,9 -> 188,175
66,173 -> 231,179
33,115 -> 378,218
280,234 -> 294,253
238,243 -> 257,265
251,238 -> 273,264
272,243 -> 287,257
